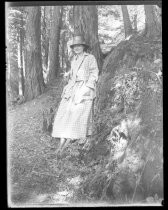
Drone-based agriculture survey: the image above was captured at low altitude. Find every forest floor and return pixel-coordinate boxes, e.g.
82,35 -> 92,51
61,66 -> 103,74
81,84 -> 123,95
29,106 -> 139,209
8,78 -> 92,207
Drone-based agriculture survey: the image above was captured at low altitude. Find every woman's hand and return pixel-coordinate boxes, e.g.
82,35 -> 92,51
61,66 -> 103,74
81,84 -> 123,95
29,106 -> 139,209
74,85 -> 91,104
63,71 -> 70,78
74,95 -> 83,104
81,85 -> 91,95
62,71 -> 70,82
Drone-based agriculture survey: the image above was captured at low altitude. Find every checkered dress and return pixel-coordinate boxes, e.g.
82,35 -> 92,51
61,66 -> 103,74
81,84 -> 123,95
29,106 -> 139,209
51,53 -> 98,139
51,81 -> 93,139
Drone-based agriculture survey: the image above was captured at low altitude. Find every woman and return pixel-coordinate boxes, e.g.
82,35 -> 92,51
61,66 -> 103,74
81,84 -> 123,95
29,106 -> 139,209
51,35 -> 99,153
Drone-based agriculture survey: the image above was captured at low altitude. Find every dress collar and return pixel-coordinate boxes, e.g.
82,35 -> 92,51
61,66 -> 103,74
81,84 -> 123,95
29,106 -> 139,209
83,52 -> 89,56
74,52 -> 89,60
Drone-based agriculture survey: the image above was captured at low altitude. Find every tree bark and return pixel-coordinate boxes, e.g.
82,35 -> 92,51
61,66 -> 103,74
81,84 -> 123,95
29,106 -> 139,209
24,7 -> 45,102
121,5 -> 133,38
47,6 -> 63,84
20,12 -> 25,95
144,5 -> 161,38
41,6 -> 50,72
73,5 -> 103,71
17,41 -> 22,95
61,31 -> 65,69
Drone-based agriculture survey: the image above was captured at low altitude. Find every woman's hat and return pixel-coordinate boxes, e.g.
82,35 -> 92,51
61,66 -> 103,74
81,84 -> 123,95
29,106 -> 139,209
70,35 -> 89,49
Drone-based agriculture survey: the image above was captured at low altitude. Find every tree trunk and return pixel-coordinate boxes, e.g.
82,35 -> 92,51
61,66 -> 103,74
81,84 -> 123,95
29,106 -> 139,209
17,41 -> 22,95
144,5 -> 161,38
20,12 -> 25,96
41,6 -> 50,72
73,5 -> 103,71
7,50 -> 11,97
47,6 -> 63,84
121,5 -> 133,38
61,30 -> 66,70
24,7 -> 45,102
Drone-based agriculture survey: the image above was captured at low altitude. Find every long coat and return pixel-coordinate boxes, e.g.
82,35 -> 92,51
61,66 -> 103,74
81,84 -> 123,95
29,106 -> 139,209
51,52 -> 99,139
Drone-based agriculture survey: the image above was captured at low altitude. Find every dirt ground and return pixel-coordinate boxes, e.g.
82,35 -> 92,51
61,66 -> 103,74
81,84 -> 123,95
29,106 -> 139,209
8,78 -> 84,206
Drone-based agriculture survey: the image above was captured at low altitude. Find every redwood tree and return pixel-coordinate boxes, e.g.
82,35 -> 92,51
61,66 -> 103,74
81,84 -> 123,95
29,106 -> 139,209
73,5 -> 103,71
47,6 -> 63,84
121,5 -> 133,38
24,7 -> 45,101
144,5 -> 161,38
41,6 -> 50,72
18,7 -> 25,95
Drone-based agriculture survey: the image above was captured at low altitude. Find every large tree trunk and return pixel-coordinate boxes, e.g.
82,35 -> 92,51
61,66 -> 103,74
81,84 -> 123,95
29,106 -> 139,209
24,7 -> 45,102
41,6 -> 50,72
7,49 -> 12,100
47,6 -> 63,84
144,5 -> 161,38
121,5 -> 133,38
61,31 -> 65,70
17,41 -> 22,95
73,5 -> 103,71
92,34 -> 162,200
19,12 -> 25,96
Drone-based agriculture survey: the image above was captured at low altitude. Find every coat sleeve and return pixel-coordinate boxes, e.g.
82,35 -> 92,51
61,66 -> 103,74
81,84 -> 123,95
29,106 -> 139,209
66,57 -> 74,80
85,55 -> 99,90
67,68 -> 72,80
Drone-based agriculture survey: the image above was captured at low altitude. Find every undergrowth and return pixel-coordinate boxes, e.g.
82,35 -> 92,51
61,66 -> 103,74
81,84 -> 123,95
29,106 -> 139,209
76,36 -> 163,204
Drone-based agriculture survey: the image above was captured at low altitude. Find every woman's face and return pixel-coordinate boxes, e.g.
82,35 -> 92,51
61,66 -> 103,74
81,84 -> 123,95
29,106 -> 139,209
73,44 -> 84,55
